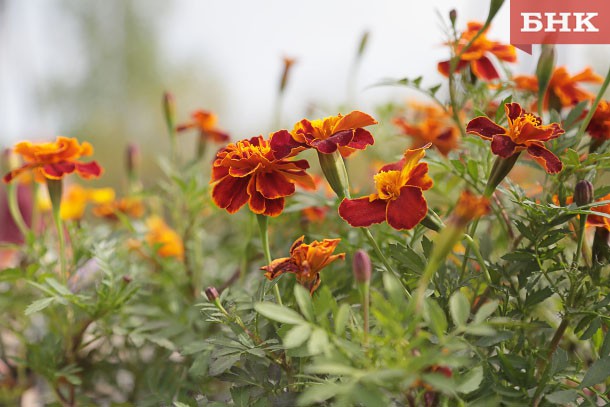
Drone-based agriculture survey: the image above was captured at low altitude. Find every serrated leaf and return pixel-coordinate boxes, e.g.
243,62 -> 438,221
524,287 -> 553,308
294,284 -> 314,322
254,302 -> 304,325
25,297 -> 55,315
283,324 -> 311,349
580,356 -> 610,388
449,291 -> 470,327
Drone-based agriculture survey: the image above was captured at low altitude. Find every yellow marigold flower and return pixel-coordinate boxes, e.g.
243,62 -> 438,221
145,216 -> 184,260
60,185 -> 115,221
93,197 -> 145,220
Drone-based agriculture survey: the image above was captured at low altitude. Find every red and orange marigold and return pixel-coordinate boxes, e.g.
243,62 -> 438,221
176,110 -> 230,143
466,103 -> 565,174
3,136 -> 102,183
261,235 -> 345,294
271,111 -> 376,158
438,21 -> 516,81
339,145 -> 433,230
211,132 -> 315,217
587,100 -> 610,141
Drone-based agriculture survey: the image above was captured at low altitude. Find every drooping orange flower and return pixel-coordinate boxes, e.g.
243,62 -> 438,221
261,235 -> 345,294
93,197 -> 145,220
449,190 -> 490,228
393,102 -> 460,156
3,136 -> 102,183
339,145 -> 433,230
586,100 -> 610,141
176,110 -> 230,143
513,67 -> 603,110
466,103 -> 565,173
59,184 -> 115,221
438,21 -> 516,81
211,132 -> 315,217
271,111 -> 376,157
145,216 -> 184,260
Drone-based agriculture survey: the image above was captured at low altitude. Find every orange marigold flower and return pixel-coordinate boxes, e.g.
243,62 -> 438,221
393,102 -> 460,156
59,184 -> 115,221
176,110 -> 230,143
554,193 -> 610,231
338,145 -> 433,230
93,197 -> 145,220
145,216 -> 184,260
513,66 -> 603,110
450,190 -> 490,228
438,21 -> 516,81
3,136 -> 102,183
467,103 -> 564,173
261,235 -> 345,294
211,132 -> 315,217
271,111 -> 376,157
586,100 -> 610,141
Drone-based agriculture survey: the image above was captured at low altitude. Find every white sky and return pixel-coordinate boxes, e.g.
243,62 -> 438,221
1,0 -> 609,145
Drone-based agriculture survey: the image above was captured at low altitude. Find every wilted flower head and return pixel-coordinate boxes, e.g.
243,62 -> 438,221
271,111 -> 377,158
176,110 -> 230,143
438,21 -> 516,81
3,136 -> 102,183
513,66 -> 603,110
262,235 -> 345,294
145,216 -> 184,260
393,102 -> 460,156
339,145 -> 433,230
211,133 -> 315,217
466,103 -> 565,173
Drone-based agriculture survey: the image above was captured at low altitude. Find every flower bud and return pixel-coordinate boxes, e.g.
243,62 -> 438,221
352,249 -> 371,284
317,151 -> 351,199
356,31 -> 370,58
126,143 -> 140,176
449,9 -> 457,25
205,286 -> 220,302
279,57 -> 296,93
162,91 -> 176,133
574,180 -> 594,207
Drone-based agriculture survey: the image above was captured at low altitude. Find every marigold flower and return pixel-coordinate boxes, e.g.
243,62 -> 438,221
513,66 -> 603,110
586,100 -> 610,141
59,184 -> 115,221
438,21 -> 516,81
393,102 -> 460,156
338,145 -> 433,230
145,216 -> 184,260
176,110 -> 230,143
261,235 -> 345,294
92,197 -> 145,220
211,133 -> 315,217
466,103 -> 564,174
3,136 -> 102,183
271,111 -> 376,157
449,190 -> 490,228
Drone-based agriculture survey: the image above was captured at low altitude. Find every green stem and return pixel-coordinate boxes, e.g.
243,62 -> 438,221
47,180 -> 67,280
361,228 -> 410,297
464,234 -> 491,284
361,282 -> 370,346
572,215 -> 587,270
6,183 -> 30,241
257,214 -> 283,306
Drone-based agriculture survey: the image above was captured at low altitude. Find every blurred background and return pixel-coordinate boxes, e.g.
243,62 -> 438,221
1,0 -> 609,187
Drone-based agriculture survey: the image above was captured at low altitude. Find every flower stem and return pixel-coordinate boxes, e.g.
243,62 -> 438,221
6,183 -> 30,241
361,281 -> 370,346
257,214 -> 283,306
47,180 -> 68,280
572,214 -> 588,270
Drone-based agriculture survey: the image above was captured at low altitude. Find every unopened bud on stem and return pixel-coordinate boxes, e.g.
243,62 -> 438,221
205,286 -> 219,302
353,250 -> 371,284
574,180 -> 594,207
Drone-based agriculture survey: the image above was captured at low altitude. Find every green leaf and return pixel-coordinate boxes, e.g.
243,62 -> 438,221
208,353 -> 241,376
580,356 -> 610,388
449,291 -> 470,327
254,302 -> 304,325
600,328 -> 610,357
545,390 -> 578,404
283,324 -> 311,349
580,317 -> 601,340
298,383 -> 341,406
524,287 -> 554,308
25,297 -> 56,315
334,303 -> 350,336
467,160 -> 479,181
424,299 -> 448,337
474,300 -> 498,323
308,328 -> 329,355
294,284 -> 315,322
456,366 -> 483,394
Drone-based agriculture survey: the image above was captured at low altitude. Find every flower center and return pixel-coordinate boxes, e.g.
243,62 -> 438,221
374,170 -> 403,200
509,113 -> 541,140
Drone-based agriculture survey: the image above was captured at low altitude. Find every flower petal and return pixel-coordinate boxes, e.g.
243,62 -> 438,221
437,59 -> 468,77
466,116 -> 506,140
491,135 -> 518,158
333,111 -> 377,133
75,161 -> 103,179
504,103 -> 524,123
211,176 -> 250,213
385,186 -> 427,230
406,163 -> 433,191
527,144 -> 563,174
338,197 -> 387,227
256,171 -> 295,199
263,197 -> 285,217
270,129 -> 305,159
42,162 -> 76,179
347,128 -> 375,150
262,257 -> 299,280
470,56 -> 499,81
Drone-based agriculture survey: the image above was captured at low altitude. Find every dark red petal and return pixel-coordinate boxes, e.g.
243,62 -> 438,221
211,176 -> 250,212
270,129 -> 305,159
379,158 -> 405,173
466,117 -> 506,140
386,186 -> 427,230
406,163 -> 433,191
470,56 -> 499,81
263,197 -> 285,217
310,138 -> 339,154
338,197 -> 387,227
505,103 -> 524,123
3,164 -> 34,183
491,135 -> 518,158
311,129 -> 355,153
255,171 -> 295,199
437,59 -> 468,77
347,128 -> 374,150
75,161 -> 103,178
42,162 -> 76,179
527,144 -> 563,174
